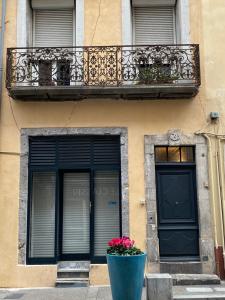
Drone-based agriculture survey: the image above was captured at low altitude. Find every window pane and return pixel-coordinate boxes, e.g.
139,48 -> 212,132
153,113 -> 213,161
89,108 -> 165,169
30,172 -> 56,258
63,173 -> 90,254
181,147 -> 194,162
94,171 -> 120,256
155,147 -> 167,162
168,147 -> 180,162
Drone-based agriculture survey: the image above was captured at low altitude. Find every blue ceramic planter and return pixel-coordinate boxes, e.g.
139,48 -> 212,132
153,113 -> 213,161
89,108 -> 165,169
107,253 -> 146,300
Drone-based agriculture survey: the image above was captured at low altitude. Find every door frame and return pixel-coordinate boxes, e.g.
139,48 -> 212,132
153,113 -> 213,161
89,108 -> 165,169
58,167 -> 122,263
144,130 -> 215,274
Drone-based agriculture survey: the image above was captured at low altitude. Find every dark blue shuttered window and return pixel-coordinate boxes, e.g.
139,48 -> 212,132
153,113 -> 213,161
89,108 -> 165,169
27,136 -> 121,264
29,136 -> 121,168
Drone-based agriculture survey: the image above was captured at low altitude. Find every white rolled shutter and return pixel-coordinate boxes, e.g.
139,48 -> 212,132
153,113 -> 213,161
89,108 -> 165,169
133,7 -> 175,44
94,171 -> 120,256
63,173 -> 90,254
34,9 -> 74,47
30,172 -> 56,258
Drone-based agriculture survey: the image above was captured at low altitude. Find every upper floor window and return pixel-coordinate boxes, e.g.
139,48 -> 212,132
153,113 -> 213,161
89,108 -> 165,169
32,0 -> 75,47
33,9 -> 74,47
17,0 -> 84,48
132,0 -> 176,44
121,0 -> 190,45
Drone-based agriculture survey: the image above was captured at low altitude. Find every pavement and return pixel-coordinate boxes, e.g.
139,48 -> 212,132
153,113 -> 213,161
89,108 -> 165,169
0,287 -> 122,300
0,285 -> 225,300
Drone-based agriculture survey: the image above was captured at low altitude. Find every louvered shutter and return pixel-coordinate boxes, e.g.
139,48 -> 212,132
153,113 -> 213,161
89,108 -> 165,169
30,172 -> 56,258
34,9 -> 74,47
29,136 -> 121,168
94,171 -> 120,256
63,173 -> 90,254
29,139 -> 57,166
133,7 -> 175,44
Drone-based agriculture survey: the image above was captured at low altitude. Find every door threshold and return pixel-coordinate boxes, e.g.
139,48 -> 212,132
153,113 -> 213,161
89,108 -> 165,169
57,261 -> 90,271
160,257 -> 200,262
160,261 -> 202,274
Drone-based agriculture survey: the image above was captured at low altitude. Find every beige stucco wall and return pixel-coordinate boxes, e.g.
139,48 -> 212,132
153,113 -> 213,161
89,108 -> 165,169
198,0 -> 225,250
0,0 -> 225,287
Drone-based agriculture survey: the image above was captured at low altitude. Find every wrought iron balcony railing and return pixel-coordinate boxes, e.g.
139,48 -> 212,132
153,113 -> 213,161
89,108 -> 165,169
6,45 -> 200,100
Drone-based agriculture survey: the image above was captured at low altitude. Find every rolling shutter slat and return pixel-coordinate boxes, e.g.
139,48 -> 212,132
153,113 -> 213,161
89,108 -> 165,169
63,173 -> 90,254
30,173 -> 56,258
94,171 -> 120,256
133,7 -> 175,44
34,10 -> 73,47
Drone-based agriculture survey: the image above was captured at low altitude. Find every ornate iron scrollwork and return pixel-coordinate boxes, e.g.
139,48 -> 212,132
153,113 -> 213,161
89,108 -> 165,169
6,45 -> 200,88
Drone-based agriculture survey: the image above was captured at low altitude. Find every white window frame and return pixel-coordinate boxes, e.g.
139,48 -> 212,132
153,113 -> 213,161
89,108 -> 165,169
17,0 -> 84,47
132,6 -> 177,45
122,0 -> 190,45
32,8 -> 76,47
17,0 -> 84,87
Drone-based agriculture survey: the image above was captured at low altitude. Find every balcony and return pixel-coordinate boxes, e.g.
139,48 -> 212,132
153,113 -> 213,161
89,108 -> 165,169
6,45 -> 200,101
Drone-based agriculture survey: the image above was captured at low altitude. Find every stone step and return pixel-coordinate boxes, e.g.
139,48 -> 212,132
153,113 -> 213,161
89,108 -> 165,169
57,269 -> 89,279
172,274 -> 221,286
55,277 -> 89,288
173,285 -> 225,300
174,296 -> 225,300
57,261 -> 90,270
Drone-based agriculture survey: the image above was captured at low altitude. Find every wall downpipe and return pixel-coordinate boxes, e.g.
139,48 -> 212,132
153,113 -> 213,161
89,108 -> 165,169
0,0 -> 7,101
217,137 -> 225,277
202,134 -> 218,247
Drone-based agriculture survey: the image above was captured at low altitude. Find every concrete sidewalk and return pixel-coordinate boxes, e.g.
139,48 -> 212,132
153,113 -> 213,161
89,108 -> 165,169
0,285 -> 225,300
0,286 -> 145,300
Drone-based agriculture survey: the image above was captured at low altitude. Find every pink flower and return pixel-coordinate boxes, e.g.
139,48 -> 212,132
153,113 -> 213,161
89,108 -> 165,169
108,238 -> 122,247
121,237 -> 134,249
108,237 -> 135,249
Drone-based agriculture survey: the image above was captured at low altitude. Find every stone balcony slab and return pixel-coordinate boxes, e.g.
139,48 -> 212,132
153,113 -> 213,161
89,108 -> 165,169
8,84 -> 199,101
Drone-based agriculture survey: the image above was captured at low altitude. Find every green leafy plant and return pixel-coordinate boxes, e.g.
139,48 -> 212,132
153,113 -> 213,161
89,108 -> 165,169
107,237 -> 144,256
138,63 -> 179,84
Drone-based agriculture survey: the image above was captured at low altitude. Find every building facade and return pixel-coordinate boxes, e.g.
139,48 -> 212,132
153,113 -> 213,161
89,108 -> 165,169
0,0 -> 225,287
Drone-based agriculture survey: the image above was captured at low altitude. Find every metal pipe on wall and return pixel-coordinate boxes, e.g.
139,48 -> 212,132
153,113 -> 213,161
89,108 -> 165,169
202,134 -> 218,248
215,144 -> 225,250
0,0 -> 7,100
217,137 -> 225,266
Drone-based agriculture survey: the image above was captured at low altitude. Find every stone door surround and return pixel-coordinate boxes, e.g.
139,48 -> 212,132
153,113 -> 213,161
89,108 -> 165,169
18,127 -> 129,264
144,130 -> 215,274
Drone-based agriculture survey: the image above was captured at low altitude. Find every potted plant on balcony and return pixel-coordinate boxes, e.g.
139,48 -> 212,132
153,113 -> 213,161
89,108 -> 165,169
136,51 -> 179,84
138,59 -> 179,84
107,236 -> 146,300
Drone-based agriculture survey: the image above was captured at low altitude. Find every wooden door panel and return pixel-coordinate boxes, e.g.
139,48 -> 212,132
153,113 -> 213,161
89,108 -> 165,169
157,169 -> 197,223
159,229 -> 199,257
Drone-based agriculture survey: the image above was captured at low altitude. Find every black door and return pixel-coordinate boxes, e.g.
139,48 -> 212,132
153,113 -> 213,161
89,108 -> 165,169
156,165 -> 199,261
